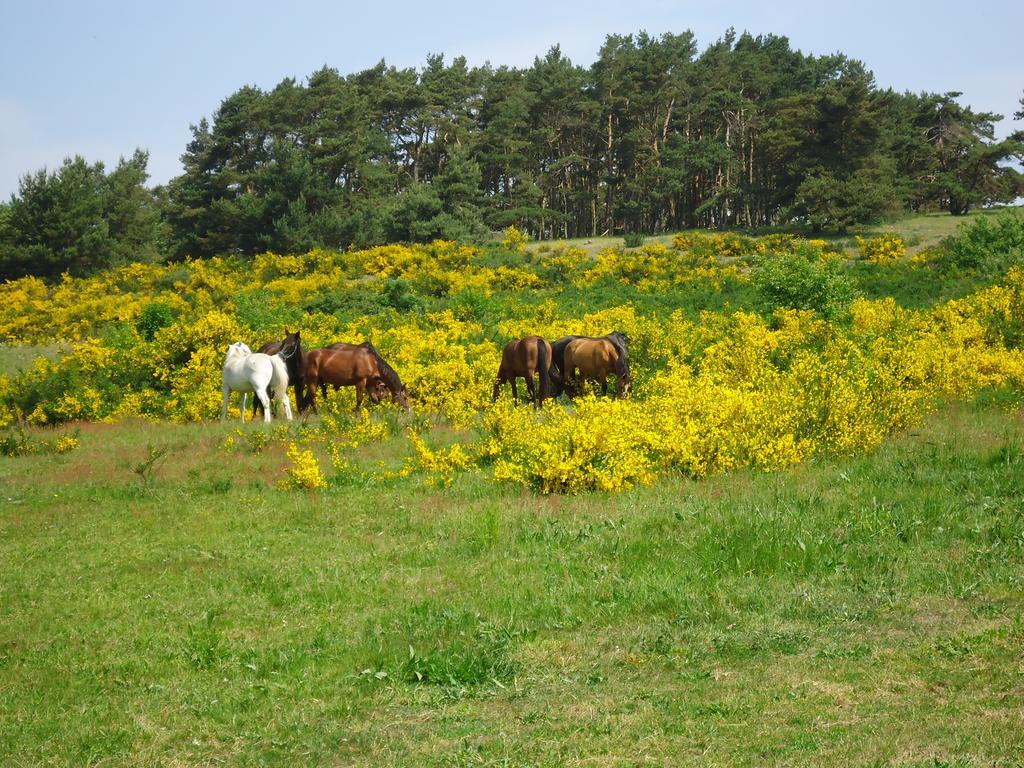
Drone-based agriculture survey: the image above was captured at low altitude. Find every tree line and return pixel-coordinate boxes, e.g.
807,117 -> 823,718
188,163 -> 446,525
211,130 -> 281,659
2,29 -> 1022,280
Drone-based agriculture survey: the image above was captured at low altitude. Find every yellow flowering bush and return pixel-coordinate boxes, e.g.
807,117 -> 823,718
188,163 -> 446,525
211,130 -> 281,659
501,225 -> 530,253
4,234 -> 1024,494
54,434 -> 79,453
856,234 -> 906,263
1,426 -> 80,457
407,431 -> 474,486
280,443 -> 328,490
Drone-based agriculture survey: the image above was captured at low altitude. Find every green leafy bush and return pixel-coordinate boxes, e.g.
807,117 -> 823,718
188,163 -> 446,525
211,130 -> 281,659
936,211 -> 1024,277
135,302 -> 177,341
752,244 -> 859,319
380,278 -> 423,313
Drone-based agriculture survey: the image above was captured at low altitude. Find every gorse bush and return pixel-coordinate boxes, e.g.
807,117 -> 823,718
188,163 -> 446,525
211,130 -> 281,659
501,225 -> 529,253
856,234 -> 906,263
280,443 -> 328,490
3,233 -> 1024,493
0,425 -> 79,457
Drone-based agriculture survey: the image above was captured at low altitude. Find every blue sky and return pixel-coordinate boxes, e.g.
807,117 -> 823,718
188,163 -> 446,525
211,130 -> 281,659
1,0 -> 1021,198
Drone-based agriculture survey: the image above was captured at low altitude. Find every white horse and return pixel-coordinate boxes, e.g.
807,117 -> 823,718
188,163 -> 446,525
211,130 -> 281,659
221,342 -> 293,424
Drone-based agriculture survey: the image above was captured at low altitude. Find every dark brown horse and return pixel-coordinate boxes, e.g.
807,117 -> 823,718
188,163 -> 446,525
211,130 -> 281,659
252,329 -> 307,417
493,335 -> 560,407
555,331 -> 631,397
304,342 -> 409,412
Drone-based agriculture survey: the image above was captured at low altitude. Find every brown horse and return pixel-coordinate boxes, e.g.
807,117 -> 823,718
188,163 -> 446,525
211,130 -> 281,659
551,331 -> 631,397
253,328 -> 307,417
562,336 -> 632,397
493,335 -> 560,407
304,342 -> 409,412
307,342 -> 384,406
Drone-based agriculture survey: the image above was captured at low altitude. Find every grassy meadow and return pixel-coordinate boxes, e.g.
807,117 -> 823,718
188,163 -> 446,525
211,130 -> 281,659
2,400 -> 1023,765
2,210 -> 1024,765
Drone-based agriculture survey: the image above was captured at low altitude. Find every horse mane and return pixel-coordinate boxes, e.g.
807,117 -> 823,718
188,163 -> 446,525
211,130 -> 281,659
605,332 -> 630,379
361,342 -> 404,392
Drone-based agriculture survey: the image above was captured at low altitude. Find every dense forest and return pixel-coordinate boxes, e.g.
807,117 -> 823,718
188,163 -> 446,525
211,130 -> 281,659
2,29 -> 1022,280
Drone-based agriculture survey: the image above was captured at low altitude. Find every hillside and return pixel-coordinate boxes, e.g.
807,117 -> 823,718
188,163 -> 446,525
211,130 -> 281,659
2,211 -> 1024,764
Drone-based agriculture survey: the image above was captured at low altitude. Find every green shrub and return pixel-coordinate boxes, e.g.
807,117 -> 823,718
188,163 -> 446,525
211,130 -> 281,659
752,244 -> 859,319
623,233 -> 646,248
380,278 -> 423,313
235,288 -> 301,331
449,287 -> 494,322
937,211 -> 1024,277
135,302 -> 177,341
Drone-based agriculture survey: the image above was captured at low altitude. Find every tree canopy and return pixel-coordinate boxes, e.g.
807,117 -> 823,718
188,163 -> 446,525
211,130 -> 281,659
3,29 -> 1022,277
0,151 -> 166,281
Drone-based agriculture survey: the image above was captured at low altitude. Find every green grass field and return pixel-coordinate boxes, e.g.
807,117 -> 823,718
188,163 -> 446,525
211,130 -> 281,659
2,396 -> 1023,766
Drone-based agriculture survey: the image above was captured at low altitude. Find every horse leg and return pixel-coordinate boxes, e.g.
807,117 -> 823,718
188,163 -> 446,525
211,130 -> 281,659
511,378 -> 519,404
601,377 -> 608,396
255,388 -> 272,424
306,378 -> 319,414
524,369 -> 538,408
240,392 -> 248,422
493,375 -> 504,402
221,385 -> 230,424
277,387 -> 293,421
355,379 -> 365,412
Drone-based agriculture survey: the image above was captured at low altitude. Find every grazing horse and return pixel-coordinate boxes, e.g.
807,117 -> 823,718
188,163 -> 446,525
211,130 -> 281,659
221,342 -> 294,424
304,342 -> 410,412
493,335 -> 560,407
253,328 -> 307,418
559,335 -> 632,397
551,331 -> 631,396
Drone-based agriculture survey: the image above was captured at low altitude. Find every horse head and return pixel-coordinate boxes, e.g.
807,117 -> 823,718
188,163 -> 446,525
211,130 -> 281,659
392,384 -> 411,411
225,341 -> 253,362
279,328 -> 302,360
617,371 -> 632,397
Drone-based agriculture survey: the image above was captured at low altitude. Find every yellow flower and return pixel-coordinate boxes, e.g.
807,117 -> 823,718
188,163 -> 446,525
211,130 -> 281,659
280,443 -> 327,490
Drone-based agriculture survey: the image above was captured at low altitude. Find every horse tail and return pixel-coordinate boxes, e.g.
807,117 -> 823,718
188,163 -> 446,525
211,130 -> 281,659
270,355 -> 289,401
550,336 -> 573,395
538,340 -> 549,403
